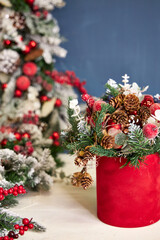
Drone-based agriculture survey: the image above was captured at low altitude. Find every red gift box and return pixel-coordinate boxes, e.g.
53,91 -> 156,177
96,153 -> 160,228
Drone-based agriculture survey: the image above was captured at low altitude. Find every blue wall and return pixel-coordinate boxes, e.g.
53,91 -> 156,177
53,0 -> 160,97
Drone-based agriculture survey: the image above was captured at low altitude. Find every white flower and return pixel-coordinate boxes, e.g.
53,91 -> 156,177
107,78 -> 118,88
69,99 -> 78,109
43,50 -> 53,64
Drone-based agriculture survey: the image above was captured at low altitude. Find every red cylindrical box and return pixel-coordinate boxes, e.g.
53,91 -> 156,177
96,153 -> 160,228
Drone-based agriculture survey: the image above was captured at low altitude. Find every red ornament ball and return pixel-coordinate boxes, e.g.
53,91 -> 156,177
1,139 -> 7,146
55,99 -> 62,107
143,123 -> 158,139
16,76 -> 30,91
22,45 -> 30,54
28,40 -> 37,49
14,89 -> 22,98
52,132 -> 60,140
40,95 -> 48,102
53,140 -> 60,147
81,94 -> 90,102
150,103 -> 160,116
87,97 -> 95,108
14,145 -> 21,153
23,62 -> 37,76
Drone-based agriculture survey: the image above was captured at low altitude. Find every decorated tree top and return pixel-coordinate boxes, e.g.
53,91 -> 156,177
63,75 -> 160,189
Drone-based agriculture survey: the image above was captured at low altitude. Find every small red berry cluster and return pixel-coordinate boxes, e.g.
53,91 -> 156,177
23,111 -> 39,125
0,218 -> 34,240
0,185 -> 26,201
49,131 -> 60,146
45,70 -> 87,94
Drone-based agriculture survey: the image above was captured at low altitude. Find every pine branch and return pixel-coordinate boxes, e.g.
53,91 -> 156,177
90,145 -> 117,157
10,0 -> 30,12
105,83 -> 120,97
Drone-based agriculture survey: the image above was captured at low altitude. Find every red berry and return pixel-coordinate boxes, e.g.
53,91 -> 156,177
22,132 -> 30,139
1,139 -> 7,146
14,224 -> 19,230
23,218 -> 30,225
8,188 -> 13,194
18,189 -> 22,194
14,132 -> 22,141
13,191 -> 18,196
28,40 -> 37,49
40,95 -> 48,102
23,226 -> 28,231
16,76 -> 30,91
52,132 -> 59,140
3,39 -> 11,46
0,187 -> 3,194
141,95 -> 154,107
14,234 -> 19,239
13,145 -> 21,153
3,236 -> 9,240
10,238 -> 14,240
3,190 -> 8,196
18,185 -> 24,190
25,0 -> 34,5
81,94 -> 90,102
19,226 -> 24,230
19,230 -> 24,235
13,185 -> 18,191
22,189 -> 26,194
23,62 -> 37,76
0,194 -> 4,201
27,146 -> 34,154
22,45 -> 30,54
53,140 -> 60,147
28,223 -> 34,229
87,97 -> 95,108
14,89 -> 22,98
143,123 -> 158,139
2,83 -> 7,90
35,11 -> 41,17
55,99 -> 62,107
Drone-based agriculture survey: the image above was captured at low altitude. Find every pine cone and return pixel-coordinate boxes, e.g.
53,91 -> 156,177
100,135 -> 115,149
74,156 -> 88,167
24,49 -> 43,61
81,172 -> 93,190
109,94 -> 124,109
83,150 -> 95,160
10,13 -> 25,30
111,110 -> 129,126
124,94 -> 140,111
0,49 -> 20,74
138,106 -> 151,123
71,172 -> 83,187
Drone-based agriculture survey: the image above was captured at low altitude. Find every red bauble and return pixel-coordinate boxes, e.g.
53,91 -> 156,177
143,123 -> 158,139
28,40 -> 37,49
141,95 -> 154,107
23,218 -> 30,225
93,100 -> 107,112
1,139 -> 7,146
3,39 -> 11,46
55,99 -> 62,107
52,132 -> 60,140
2,83 -> 8,90
150,103 -> 160,115
14,89 -> 22,98
40,95 -> 48,102
22,132 -> 30,139
23,62 -> 37,76
22,45 -> 31,54
14,132 -> 21,141
16,76 -> 30,91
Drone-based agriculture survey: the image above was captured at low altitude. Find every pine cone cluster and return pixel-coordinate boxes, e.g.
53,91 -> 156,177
71,172 -> 93,189
74,156 -> 88,167
100,135 -> 115,149
124,94 -> 140,111
111,110 -> 129,126
109,94 -> 125,109
138,106 -> 151,123
10,12 -> 26,30
0,49 -> 20,74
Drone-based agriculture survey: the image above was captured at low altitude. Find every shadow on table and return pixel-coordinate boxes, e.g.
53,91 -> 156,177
61,183 -> 97,218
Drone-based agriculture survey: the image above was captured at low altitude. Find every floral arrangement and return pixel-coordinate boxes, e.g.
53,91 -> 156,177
63,74 -> 160,190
